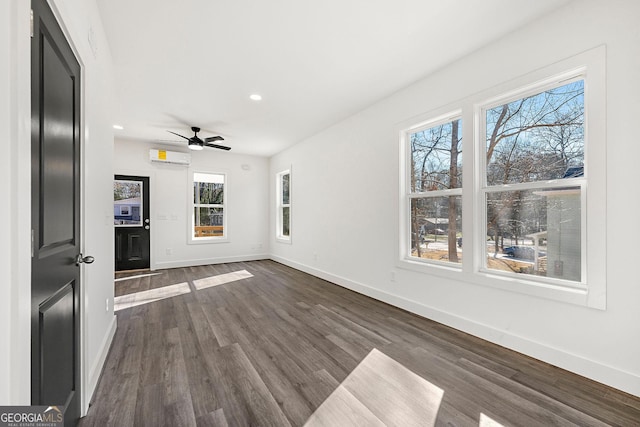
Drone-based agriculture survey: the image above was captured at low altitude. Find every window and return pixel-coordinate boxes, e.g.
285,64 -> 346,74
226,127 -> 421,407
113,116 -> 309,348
114,179 -> 143,226
191,172 -> 226,241
407,114 -> 462,265
276,170 -> 291,241
482,79 -> 584,284
400,47 -> 606,308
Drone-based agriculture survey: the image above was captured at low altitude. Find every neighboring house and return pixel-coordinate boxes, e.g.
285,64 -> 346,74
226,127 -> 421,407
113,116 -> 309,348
419,218 -> 449,235
525,230 -> 548,274
113,197 -> 141,225
532,188 -> 581,282
527,166 -> 583,281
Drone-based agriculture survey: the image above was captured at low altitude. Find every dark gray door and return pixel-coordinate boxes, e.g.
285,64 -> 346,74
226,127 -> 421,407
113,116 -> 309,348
114,175 -> 151,271
31,1 -> 84,425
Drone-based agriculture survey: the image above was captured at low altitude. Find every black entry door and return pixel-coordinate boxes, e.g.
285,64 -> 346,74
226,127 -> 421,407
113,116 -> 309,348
114,175 -> 151,271
31,1 -> 83,425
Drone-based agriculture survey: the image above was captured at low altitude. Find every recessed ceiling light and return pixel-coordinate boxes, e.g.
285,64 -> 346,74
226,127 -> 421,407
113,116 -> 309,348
113,124 -> 124,130
249,94 -> 262,101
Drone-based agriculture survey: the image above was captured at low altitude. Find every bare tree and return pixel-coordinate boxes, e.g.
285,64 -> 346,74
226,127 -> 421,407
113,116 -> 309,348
410,120 -> 462,261
447,120 -> 460,262
485,81 -> 584,256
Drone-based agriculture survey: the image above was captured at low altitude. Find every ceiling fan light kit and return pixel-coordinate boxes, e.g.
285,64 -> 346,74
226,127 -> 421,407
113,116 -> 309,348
168,126 -> 230,151
188,141 -> 204,150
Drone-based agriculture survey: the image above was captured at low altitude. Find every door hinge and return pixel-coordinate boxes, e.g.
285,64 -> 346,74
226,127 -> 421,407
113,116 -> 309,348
30,9 -> 34,38
31,229 -> 34,257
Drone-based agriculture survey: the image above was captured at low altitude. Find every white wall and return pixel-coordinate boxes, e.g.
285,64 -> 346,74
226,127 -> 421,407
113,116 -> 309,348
114,139 -> 270,269
64,0 -> 119,407
270,0 -> 640,397
0,1 -> 9,403
0,0 -> 116,410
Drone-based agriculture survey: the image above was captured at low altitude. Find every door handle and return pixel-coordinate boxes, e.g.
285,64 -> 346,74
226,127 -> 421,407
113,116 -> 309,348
76,253 -> 95,266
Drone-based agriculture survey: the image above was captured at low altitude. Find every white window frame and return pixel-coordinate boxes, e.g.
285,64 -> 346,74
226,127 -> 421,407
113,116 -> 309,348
404,111 -> 463,268
189,170 -> 228,244
478,74 -> 586,289
398,46 -> 606,309
276,169 -> 291,243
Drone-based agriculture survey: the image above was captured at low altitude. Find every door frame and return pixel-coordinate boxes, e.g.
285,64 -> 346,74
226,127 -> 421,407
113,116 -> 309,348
5,0 -> 33,405
114,174 -> 152,271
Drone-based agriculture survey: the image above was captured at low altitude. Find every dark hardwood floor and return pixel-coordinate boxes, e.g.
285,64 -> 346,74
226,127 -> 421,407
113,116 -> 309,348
79,260 -> 640,426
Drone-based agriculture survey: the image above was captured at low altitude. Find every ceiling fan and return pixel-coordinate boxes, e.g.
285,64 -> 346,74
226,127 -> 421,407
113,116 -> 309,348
168,126 -> 230,151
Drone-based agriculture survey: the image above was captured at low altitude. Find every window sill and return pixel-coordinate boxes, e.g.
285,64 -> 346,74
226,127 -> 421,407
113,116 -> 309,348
188,237 -> 229,245
276,236 -> 292,244
397,257 -> 601,309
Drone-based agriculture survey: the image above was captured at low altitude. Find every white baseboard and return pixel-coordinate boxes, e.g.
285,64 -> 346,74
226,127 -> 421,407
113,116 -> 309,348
84,315 -> 117,414
152,253 -> 269,270
270,255 -> 640,398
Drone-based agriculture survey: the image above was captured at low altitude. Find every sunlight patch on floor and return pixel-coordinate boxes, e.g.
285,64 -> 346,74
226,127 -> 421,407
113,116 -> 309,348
193,269 -> 254,290
114,282 -> 191,311
304,348 -> 443,426
479,413 -> 506,426
114,272 -> 163,282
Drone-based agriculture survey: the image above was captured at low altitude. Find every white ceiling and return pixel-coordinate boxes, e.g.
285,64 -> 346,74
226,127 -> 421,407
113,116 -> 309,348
97,0 -> 570,157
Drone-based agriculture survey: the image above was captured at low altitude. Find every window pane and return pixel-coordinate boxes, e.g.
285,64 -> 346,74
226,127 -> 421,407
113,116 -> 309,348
194,207 -> 224,238
114,180 -> 143,226
282,173 -> 290,204
410,119 -> 462,192
410,196 -> 462,264
486,80 -> 584,186
193,172 -> 224,184
282,206 -> 290,236
485,187 -> 581,282
195,181 -> 224,204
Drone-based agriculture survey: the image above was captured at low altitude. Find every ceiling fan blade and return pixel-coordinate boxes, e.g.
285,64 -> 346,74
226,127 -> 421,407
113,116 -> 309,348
204,143 -> 231,151
204,135 -> 224,143
167,131 -> 190,140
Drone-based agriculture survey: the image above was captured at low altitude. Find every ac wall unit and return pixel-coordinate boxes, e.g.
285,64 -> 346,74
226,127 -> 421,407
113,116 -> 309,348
149,149 -> 191,165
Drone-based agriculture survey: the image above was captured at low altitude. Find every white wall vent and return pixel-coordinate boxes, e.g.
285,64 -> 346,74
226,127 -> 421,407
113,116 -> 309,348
149,149 -> 191,165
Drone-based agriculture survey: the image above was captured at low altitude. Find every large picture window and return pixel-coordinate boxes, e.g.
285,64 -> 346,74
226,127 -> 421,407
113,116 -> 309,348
276,170 -> 291,241
191,172 -> 226,241
400,47 -> 606,308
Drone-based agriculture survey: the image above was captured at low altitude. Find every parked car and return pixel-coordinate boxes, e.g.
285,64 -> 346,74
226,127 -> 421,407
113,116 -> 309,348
503,246 -> 545,260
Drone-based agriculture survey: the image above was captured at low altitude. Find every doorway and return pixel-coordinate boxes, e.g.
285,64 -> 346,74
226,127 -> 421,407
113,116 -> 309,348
114,175 -> 151,271
31,0 -> 84,425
